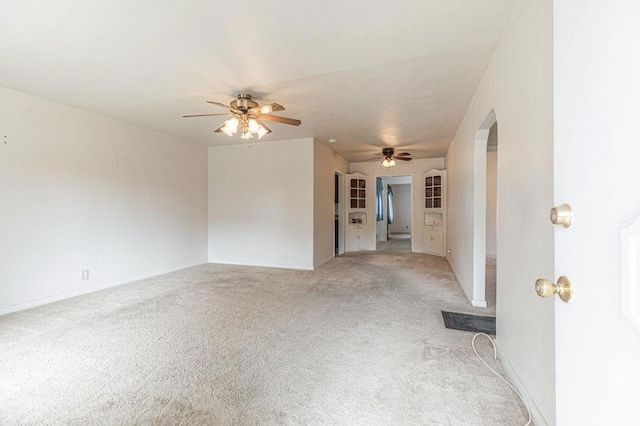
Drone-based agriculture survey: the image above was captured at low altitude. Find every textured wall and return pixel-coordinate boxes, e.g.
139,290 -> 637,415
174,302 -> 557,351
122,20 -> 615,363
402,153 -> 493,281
444,0 -> 555,423
0,87 -> 208,314
313,140 -> 349,267
208,139 -> 314,270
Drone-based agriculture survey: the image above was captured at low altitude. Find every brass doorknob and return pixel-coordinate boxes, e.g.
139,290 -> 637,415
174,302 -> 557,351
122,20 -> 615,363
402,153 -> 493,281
535,276 -> 573,303
550,204 -> 573,227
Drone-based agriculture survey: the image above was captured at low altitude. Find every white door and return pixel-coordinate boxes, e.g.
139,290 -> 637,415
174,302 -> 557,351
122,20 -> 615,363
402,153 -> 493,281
553,1 -> 640,424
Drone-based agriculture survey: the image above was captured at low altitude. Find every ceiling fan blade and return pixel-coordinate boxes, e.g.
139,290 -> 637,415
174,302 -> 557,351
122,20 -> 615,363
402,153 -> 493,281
260,115 -> 302,126
256,103 -> 285,115
395,157 -> 412,161
395,152 -> 411,156
214,125 -> 225,133
182,113 -> 230,118
206,101 -> 232,109
206,100 -> 242,114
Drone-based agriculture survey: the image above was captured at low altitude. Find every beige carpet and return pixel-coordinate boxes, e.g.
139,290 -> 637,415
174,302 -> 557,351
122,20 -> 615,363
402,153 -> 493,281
376,233 -> 412,253
0,251 -> 525,425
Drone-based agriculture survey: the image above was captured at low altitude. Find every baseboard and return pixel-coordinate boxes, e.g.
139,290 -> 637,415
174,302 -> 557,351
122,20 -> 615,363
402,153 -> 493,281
0,259 -> 209,317
446,257 -> 474,305
496,344 -> 549,426
472,299 -> 488,307
313,254 -> 335,269
208,259 -> 314,271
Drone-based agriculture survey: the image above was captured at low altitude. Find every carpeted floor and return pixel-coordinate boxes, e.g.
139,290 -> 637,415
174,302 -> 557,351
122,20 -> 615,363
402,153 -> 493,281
0,251 -> 525,425
376,233 -> 412,253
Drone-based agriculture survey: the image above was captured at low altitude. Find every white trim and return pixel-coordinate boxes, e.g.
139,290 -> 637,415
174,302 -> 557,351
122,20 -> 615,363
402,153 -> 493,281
0,260 -> 208,317
472,299 -> 488,308
314,254 -> 335,269
208,259 -> 314,271
497,344 -> 549,426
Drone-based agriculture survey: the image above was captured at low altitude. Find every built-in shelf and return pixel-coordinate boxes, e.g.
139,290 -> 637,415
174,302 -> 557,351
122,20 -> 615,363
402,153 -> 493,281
421,169 -> 447,256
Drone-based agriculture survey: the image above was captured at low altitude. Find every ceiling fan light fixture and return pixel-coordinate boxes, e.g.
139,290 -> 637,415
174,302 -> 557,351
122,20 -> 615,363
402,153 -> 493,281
248,119 -> 260,133
227,117 -> 239,131
389,158 -> 396,167
183,94 -> 301,140
221,124 -> 234,137
382,158 -> 390,167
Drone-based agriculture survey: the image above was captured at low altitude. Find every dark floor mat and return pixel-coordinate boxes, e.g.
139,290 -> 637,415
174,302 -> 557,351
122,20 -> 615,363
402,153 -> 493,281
441,311 -> 496,335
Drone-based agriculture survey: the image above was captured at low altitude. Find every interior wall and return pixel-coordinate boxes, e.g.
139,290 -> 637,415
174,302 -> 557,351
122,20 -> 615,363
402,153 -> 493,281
208,138 -> 315,270
313,140 -> 349,267
350,158 -> 444,253
444,0 -> 554,423
0,87 -> 208,315
486,151 -> 497,256
389,184 -> 412,234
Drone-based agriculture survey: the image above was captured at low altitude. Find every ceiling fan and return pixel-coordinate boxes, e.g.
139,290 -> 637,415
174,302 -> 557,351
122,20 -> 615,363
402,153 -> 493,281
376,147 -> 412,167
182,93 -> 301,140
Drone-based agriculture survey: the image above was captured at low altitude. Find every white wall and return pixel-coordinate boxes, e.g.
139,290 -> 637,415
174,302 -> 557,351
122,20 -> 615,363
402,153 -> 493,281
313,140 -> 349,267
486,151 -> 497,256
389,184 -> 412,234
444,0 -> 554,423
350,158 -> 444,252
0,87 -> 208,314
208,139 -> 315,270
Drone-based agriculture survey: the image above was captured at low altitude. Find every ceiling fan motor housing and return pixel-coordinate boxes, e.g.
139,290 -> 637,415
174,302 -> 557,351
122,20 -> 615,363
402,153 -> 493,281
231,93 -> 258,111
382,147 -> 395,157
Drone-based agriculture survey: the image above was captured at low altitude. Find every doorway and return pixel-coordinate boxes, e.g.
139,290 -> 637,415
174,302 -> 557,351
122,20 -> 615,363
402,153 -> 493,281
485,123 -> 498,309
472,110 -> 497,308
376,175 -> 412,253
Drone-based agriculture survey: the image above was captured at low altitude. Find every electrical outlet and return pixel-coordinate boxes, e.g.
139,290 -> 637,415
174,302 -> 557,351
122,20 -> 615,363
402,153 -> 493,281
81,270 -> 89,281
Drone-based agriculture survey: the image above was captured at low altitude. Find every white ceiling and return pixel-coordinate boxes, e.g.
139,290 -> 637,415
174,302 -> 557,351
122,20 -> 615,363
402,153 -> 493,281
0,0 -> 518,161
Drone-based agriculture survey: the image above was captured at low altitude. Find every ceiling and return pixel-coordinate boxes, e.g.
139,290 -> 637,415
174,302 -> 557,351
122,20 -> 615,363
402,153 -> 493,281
0,0 -> 518,161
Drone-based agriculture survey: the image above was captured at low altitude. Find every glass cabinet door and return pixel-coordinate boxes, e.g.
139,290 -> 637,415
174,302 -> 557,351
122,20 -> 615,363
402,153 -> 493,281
349,178 -> 366,209
425,174 -> 442,209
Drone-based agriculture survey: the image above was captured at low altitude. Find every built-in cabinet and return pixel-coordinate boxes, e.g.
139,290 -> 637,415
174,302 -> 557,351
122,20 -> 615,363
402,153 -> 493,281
420,169 -> 446,256
345,173 -> 375,252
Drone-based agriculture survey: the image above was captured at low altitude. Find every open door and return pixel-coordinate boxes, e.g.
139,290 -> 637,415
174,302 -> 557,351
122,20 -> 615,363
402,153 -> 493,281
551,1 -> 640,423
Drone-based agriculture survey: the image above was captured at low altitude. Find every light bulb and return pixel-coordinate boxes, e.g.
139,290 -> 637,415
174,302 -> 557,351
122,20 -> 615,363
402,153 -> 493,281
227,117 -> 239,132
382,158 -> 390,167
257,126 -> 268,139
221,125 -> 233,137
241,132 -> 253,139
389,159 -> 396,167
248,119 -> 260,133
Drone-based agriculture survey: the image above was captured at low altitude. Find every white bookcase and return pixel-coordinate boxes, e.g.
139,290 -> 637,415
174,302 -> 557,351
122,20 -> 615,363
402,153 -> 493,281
420,169 -> 446,256
345,173 -> 375,252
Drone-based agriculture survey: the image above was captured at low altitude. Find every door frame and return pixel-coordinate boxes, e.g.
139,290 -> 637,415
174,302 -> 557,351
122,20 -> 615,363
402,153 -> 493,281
374,174 -> 413,250
472,109 -> 497,307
